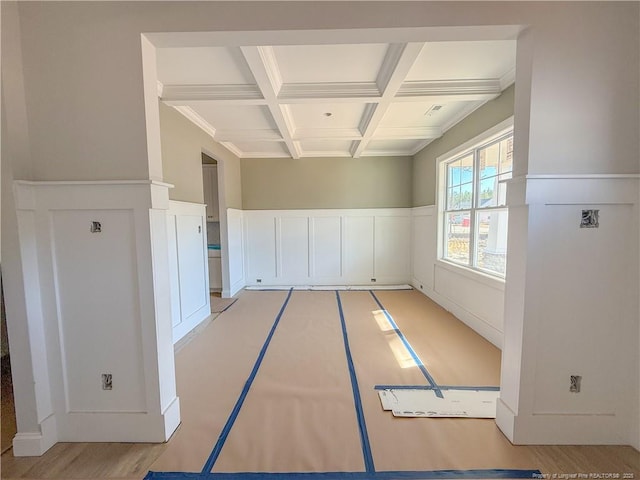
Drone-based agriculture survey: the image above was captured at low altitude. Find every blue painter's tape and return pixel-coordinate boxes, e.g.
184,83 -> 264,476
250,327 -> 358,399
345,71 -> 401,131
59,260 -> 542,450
368,291 -> 443,398
144,469 -> 541,479
374,385 -> 500,392
336,291 -> 375,474
220,298 -> 238,313
200,289 -> 294,474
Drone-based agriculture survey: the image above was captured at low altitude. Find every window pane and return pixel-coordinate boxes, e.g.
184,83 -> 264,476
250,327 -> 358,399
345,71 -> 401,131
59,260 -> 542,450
460,154 -> 474,184
475,209 -> 508,275
479,142 -> 500,179
499,136 -> 514,175
447,185 -> 461,210
447,160 -> 461,186
478,177 -> 498,207
444,211 -> 471,265
460,182 -> 473,209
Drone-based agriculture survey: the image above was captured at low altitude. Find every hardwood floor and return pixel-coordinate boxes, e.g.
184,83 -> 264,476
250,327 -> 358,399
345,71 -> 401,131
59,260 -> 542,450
1,355 -> 17,455
1,441 -> 166,479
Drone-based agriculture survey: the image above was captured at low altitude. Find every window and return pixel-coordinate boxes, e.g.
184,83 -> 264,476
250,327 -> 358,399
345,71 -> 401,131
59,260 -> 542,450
439,125 -> 513,277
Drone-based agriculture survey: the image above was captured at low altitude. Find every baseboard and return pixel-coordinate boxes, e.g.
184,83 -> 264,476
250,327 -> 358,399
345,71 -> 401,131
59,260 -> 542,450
172,302 -> 211,345
12,413 -> 57,457
227,277 -> 246,298
57,399 -> 181,442
512,412 -> 624,445
495,398 -> 516,442
161,396 -> 181,440
411,278 -> 503,349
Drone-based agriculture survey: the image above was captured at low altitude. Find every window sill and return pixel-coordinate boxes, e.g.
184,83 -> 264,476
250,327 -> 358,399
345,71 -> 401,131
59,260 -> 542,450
436,259 -> 506,292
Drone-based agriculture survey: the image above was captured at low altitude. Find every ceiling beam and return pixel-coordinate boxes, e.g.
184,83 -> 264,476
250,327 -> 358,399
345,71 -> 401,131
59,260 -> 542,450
279,82 -> 381,101
240,46 -> 301,159
396,79 -> 502,98
160,81 -> 498,105
161,84 -> 265,104
351,42 -> 425,158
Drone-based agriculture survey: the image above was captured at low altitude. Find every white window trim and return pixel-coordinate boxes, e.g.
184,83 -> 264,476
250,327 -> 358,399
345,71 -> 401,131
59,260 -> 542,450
436,116 -> 514,281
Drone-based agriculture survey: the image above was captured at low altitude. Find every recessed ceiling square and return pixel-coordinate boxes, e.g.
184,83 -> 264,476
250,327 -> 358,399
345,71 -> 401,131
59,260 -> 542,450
405,40 -> 516,82
288,103 -> 368,131
157,47 -> 256,85
232,141 -> 290,157
186,103 -> 277,131
380,101 -> 480,129
299,140 -> 354,156
273,44 -> 389,83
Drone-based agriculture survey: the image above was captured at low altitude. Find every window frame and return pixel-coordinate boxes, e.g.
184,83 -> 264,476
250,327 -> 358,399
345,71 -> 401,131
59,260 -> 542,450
436,116 -> 514,280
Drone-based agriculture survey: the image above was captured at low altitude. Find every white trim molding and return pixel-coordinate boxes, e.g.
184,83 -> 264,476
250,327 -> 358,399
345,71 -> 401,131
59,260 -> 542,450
11,180 -> 180,452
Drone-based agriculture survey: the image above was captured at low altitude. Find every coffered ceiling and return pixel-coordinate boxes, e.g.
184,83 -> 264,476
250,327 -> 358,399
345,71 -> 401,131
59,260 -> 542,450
156,40 -> 515,159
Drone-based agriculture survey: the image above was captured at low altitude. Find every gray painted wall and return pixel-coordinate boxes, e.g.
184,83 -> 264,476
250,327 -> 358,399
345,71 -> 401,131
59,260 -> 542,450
241,156 -> 412,210
159,102 -> 243,208
412,84 -> 515,207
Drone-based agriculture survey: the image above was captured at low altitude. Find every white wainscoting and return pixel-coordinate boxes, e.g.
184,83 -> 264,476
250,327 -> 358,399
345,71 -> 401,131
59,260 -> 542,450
225,208 -> 246,297
12,181 -> 179,453
411,205 -> 505,348
167,201 -> 211,344
242,209 -> 411,286
497,174 -> 640,447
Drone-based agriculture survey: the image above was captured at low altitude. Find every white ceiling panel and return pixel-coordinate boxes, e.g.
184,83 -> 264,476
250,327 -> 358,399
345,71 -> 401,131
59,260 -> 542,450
231,141 -> 290,157
273,44 -> 389,83
159,39 -> 515,159
299,139 -> 354,155
364,139 -> 427,155
405,41 -> 516,82
380,101 -> 479,128
288,103 -> 368,131
187,103 -> 277,131
157,47 -> 256,85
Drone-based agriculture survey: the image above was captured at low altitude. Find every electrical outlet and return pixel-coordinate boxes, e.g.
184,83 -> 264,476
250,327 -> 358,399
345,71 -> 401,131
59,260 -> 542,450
580,209 -> 599,228
256,279 -> 262,283
570,375 -> 581,393
90,221 -> 102,233
102,373 -> 113,390
371,278 -> 377,282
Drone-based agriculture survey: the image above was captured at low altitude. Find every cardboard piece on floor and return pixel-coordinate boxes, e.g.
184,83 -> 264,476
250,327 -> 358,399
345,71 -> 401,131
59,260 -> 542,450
378,388 -> 499,418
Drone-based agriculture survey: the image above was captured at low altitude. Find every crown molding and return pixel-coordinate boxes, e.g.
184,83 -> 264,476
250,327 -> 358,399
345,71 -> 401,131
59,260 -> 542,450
500,67 -> 516,90
439,100 -> 486,133
219,141 -> 244,158
173,106 -> 217,139
409,138 -> 436,156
